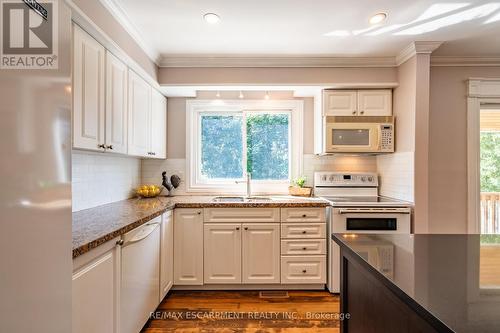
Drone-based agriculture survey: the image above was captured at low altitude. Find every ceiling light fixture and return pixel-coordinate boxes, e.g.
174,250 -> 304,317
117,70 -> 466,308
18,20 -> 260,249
369,12 -> 387,25
264,91 -> 270,100
203,13 -> 220,24
239,91 -> 244,99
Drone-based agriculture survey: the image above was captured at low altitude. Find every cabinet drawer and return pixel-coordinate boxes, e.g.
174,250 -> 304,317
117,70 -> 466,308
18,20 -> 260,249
281,208 -> 325,223
204,208 -> 280,223
281,239 -> 326,255
281,223 -> 326,239
281,256 -> 326,284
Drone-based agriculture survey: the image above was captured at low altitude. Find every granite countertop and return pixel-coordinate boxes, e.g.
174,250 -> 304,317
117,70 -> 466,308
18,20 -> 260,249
332,233 -> 500,333
73,195 -> 329,258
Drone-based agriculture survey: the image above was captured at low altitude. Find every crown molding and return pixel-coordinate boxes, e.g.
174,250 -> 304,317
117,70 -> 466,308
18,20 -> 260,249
158,56 -> 397,68
431,56 -> 500,67
99,0 -> 160,64
396,41 -> 443,66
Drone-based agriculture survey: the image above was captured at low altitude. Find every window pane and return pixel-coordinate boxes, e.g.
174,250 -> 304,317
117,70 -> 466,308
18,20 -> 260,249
246,114 -> 289,180
201,115 -> 243,179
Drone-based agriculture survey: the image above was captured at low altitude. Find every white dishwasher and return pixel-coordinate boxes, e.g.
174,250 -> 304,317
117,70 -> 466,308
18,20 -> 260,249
121,217 -> 161,333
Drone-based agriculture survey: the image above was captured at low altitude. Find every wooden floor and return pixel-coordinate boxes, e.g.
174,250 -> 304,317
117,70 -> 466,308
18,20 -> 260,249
141,290 -> 340,333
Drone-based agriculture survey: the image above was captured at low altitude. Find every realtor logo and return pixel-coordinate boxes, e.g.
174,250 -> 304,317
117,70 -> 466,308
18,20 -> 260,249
1,0 -> 58,69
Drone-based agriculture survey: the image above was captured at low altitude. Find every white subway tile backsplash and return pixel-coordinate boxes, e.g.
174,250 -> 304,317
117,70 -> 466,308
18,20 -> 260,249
72,151 -> 141,212
377,152 -> 414,202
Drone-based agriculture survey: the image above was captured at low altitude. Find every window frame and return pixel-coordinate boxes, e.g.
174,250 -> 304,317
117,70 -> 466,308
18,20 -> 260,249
186,99 -> 304,194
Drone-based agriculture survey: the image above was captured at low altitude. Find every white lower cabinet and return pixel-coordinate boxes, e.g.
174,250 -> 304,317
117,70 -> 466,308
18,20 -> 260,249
160,211 -> 174,301
174,208 -> 204,285
242,223 -> 280,284
72,240 -> 120,333
204,223 -> 242,284
281,256 -> 326,284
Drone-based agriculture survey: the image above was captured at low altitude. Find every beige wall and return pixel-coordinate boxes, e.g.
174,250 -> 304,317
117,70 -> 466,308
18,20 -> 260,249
158,67 -> 396,85
429,66 -> 500,233
72,0 -> 158,80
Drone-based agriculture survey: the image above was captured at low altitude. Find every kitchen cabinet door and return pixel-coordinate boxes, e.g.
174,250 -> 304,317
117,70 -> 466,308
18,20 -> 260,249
357,89 -> 392,116
127,69 -> 151,157
105,51 -> 128,154
174,209 -> 204,285
204,223 -> 242,284
160,211 -> 174,301
73,24 -> 105,151
72,243 -> 120,333
150,89 -> 167,159
323,90 -> 358,116
242,223 -> 280,284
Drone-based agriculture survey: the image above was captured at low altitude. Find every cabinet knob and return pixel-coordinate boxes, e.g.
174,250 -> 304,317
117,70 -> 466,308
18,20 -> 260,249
360,111 -> 365,115
97,144 -> 106,149
197,211 -> 201,215
302,231 -> 307,234
244,227 -> 248,230
352,111 -> 357,115
302,247 -> 307,250
236,227 -> 240,231
106,145 -> 113,150
302,214 -> 307,218
116,239 -> 124,246
302,269 -> 307,273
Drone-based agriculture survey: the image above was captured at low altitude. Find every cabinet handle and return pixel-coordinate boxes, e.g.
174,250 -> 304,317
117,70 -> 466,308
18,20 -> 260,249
302,231 -> 307,234
302,247 -> 307,250
97,144 -> 106,149
352,111 -> 357,115
116,239 -> 124,246
302,214 -> 307,218
360,111 -> 365,115
236,227 -> 240,230
244,227 -> 248,230
302,269 -> 307,273
106,145 -> 113,150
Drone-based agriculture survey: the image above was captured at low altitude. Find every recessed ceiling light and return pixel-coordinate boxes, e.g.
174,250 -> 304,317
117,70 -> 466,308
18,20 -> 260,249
204,13 -> 220,24
264,91 -> 270,100
369,12 -> 387,25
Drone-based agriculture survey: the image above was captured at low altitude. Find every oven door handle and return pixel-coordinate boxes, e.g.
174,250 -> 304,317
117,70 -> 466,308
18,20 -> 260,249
337,208 -> 411,214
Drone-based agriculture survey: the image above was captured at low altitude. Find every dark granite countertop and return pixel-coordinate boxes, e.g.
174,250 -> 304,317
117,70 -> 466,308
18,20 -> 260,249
73,195 -> 329,258
332,233 -> 500,333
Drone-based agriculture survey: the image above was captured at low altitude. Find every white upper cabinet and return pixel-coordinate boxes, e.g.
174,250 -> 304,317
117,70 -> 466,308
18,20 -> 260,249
72,24 -> 105,151
127,69 -> 151,157
357,90 -> 392,116
150,89 -> 167,159
105,51 -> 128,154
323,90 -> 357,116
324,89 -> 392,116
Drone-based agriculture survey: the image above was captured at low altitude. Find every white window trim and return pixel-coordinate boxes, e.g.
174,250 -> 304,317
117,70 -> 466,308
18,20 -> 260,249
186,99 -> 304,194
467,78 -> 500,234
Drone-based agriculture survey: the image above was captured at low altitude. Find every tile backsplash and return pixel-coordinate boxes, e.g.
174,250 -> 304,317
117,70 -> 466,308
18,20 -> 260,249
72,151 -> 141,212
377,152 -> 414,202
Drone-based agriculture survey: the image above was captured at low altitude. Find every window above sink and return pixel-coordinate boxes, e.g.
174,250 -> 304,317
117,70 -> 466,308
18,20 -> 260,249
186,100 -> 304,194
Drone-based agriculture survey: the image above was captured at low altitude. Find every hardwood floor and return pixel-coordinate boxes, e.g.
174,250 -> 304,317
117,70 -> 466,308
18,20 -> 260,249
141,290 -> 340,332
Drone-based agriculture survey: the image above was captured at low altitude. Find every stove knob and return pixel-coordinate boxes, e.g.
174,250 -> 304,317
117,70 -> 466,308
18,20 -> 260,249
321,175 -> 327,181
361,177 -> 366,182
329,175 -> 334,182
368,176 -> 374,182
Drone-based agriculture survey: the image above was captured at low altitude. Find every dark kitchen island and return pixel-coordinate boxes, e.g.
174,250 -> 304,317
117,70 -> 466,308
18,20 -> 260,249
332,233 -> 500,333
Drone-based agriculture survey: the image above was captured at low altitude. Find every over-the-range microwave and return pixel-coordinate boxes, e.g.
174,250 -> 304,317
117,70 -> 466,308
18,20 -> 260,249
324,116 -> 395,153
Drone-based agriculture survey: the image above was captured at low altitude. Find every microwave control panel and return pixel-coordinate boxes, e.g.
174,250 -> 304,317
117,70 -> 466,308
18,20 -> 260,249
380,124 -> 394,152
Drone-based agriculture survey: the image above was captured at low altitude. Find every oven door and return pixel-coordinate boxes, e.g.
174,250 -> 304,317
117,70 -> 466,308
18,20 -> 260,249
332,207 -> 411,234
325,122 -> 380,153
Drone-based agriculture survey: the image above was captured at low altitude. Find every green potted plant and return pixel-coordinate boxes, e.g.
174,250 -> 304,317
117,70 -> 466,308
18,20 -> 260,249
288,176 -> 312,197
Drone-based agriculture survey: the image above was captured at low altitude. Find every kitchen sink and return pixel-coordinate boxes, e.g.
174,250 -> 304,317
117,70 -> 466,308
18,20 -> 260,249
212,196 -> 274,202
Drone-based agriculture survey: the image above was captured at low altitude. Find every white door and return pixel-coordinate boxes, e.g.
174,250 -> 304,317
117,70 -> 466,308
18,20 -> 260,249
174,209 -> 204,285
72,248 -> 119,333
127,69 -> 151,157
150,89 -> 167,159
204,224 -> 242,284
72,24 -> 105,151
323,90 -> 358,116
160,211 -> 174,301
105,51 -> 128,154
242,223 -> 280,284
357,90 -> 392,116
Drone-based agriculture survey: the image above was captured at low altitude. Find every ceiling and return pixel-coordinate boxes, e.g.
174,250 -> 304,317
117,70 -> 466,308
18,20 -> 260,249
110,0 -> 500,61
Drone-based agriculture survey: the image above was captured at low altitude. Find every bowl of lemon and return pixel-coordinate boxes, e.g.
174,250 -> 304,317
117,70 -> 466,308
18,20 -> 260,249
136,184 -> 162,198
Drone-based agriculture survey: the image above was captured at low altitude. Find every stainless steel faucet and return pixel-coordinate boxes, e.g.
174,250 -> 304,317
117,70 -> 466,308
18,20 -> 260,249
235,173 -> 252,198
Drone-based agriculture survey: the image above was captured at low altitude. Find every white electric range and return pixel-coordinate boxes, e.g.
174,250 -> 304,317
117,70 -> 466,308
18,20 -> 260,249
314,172 -> 412,293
